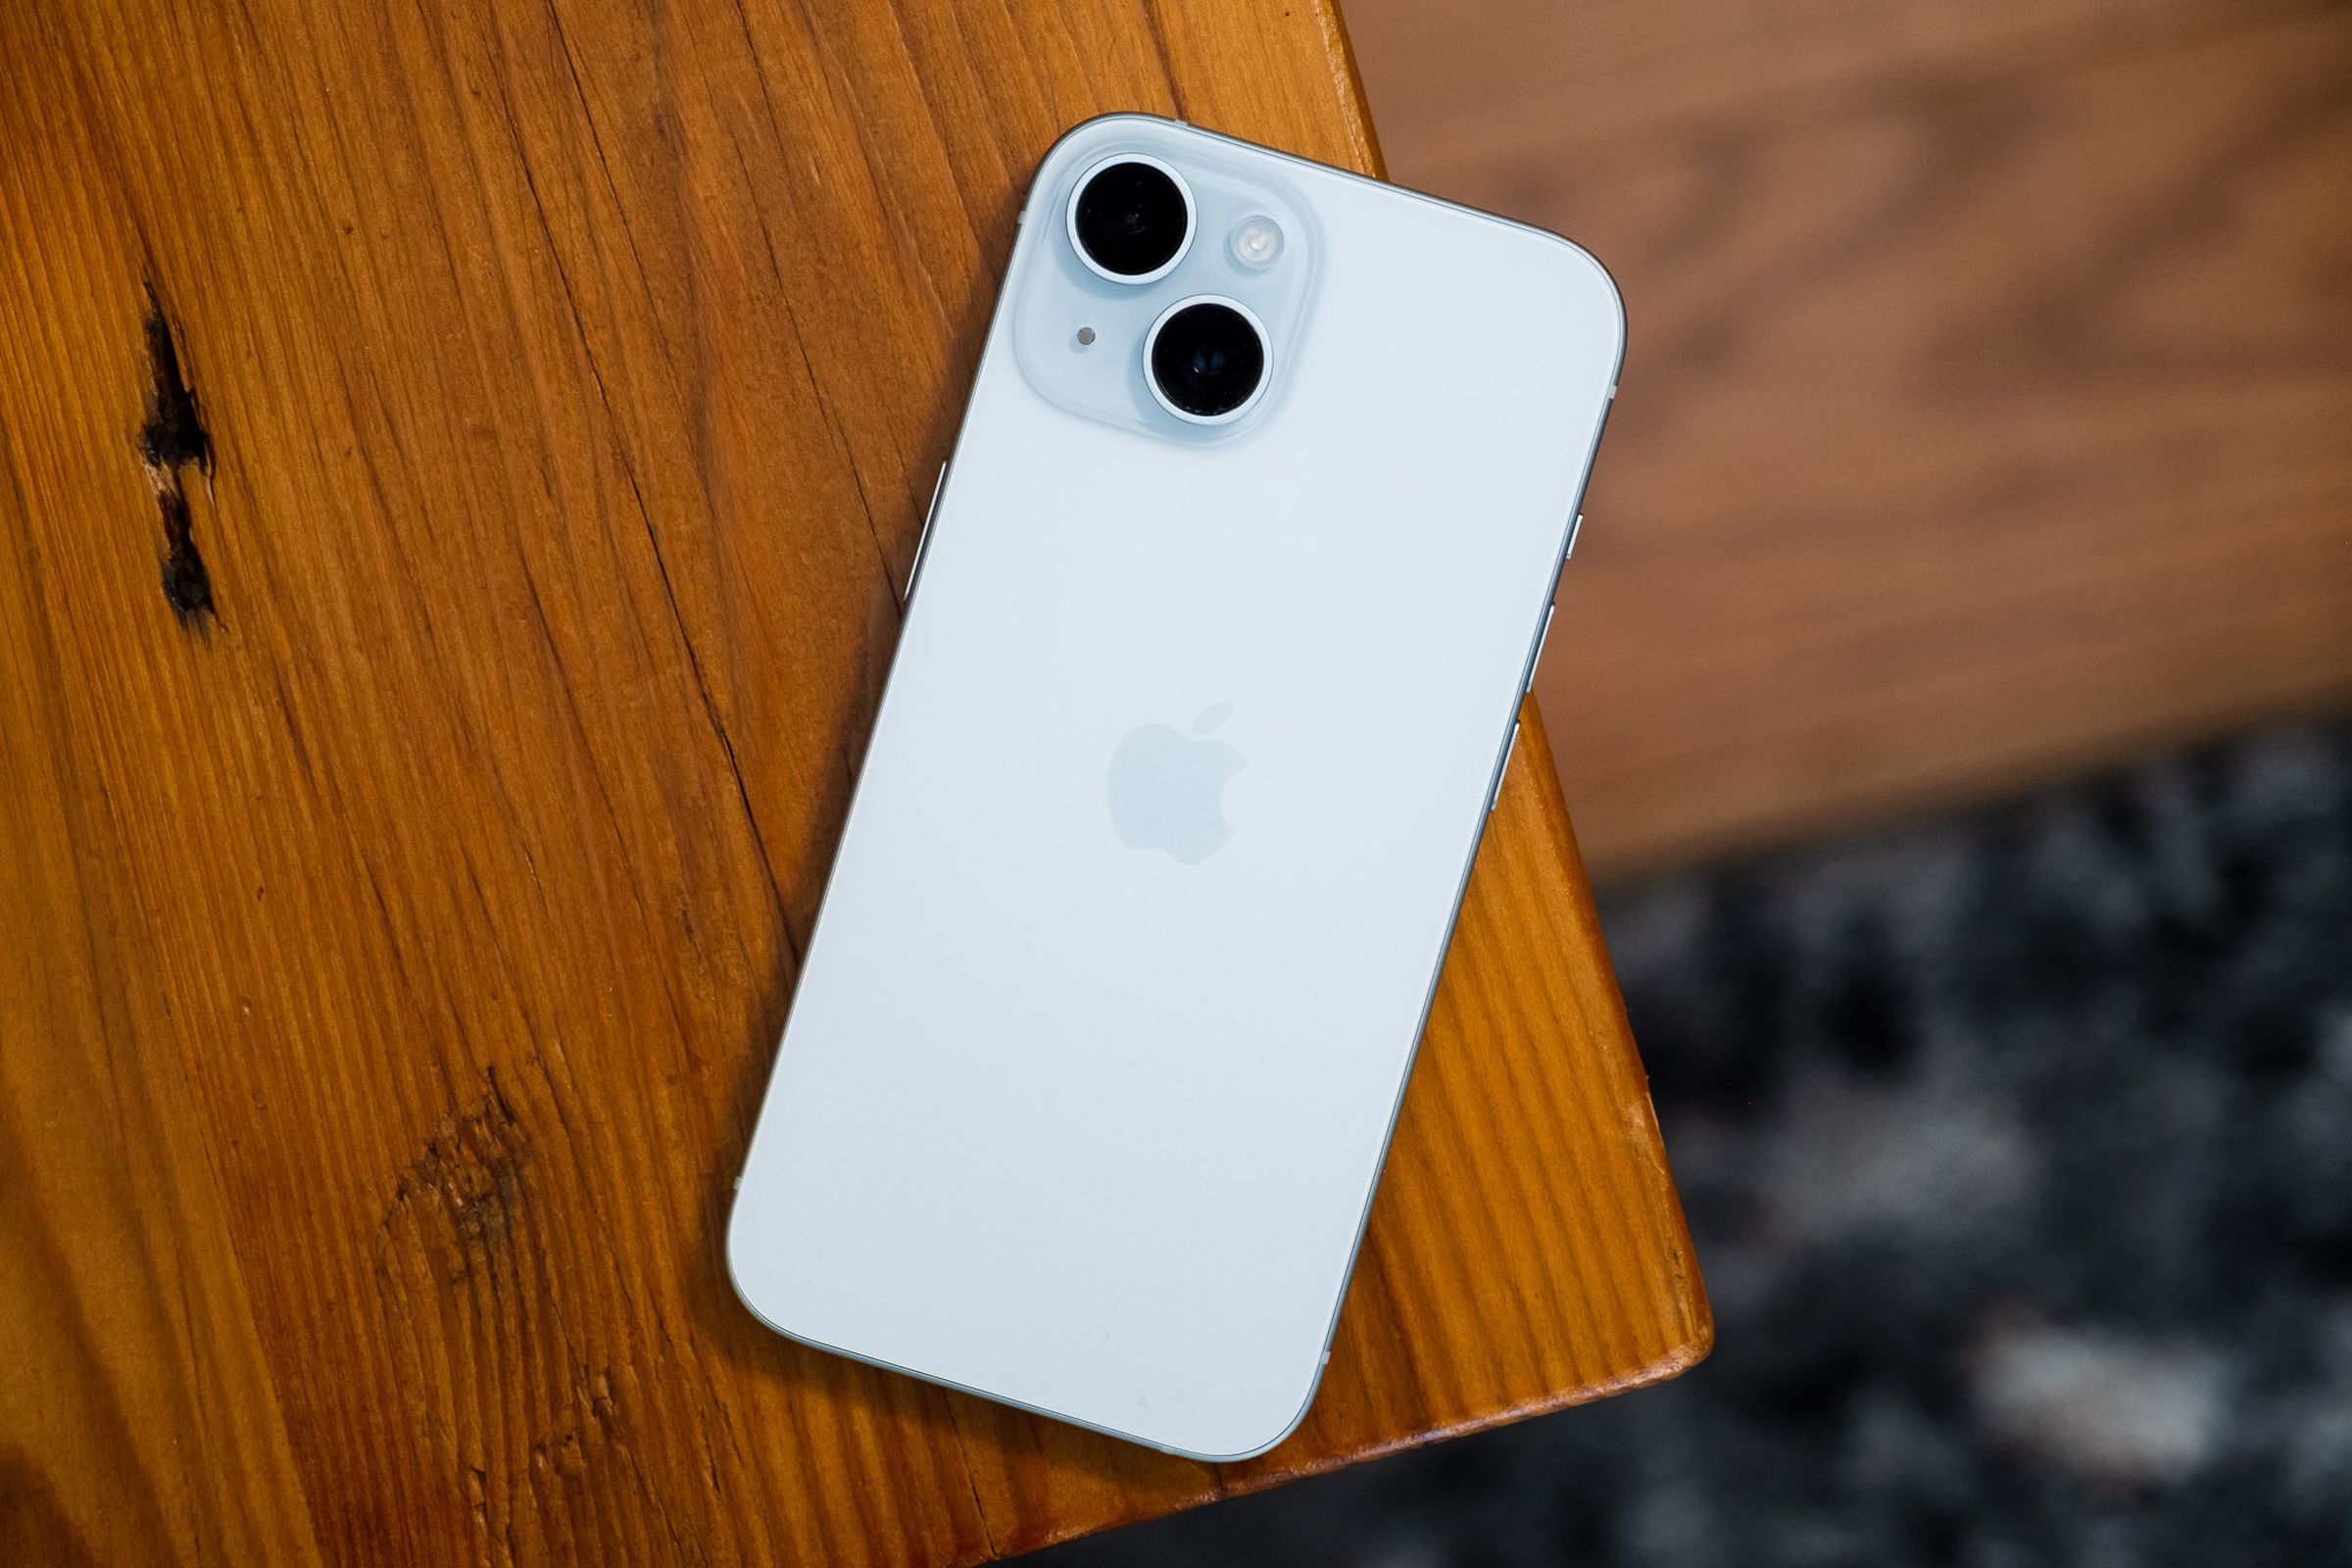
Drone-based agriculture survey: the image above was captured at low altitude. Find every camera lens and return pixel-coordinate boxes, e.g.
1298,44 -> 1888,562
1148,299 -> 1267,422
1070,159 -> 1192,280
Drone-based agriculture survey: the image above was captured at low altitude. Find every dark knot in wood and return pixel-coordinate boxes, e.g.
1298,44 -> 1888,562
138,283 -> 215,626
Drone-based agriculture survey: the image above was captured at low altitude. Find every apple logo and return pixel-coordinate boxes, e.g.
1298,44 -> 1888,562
1107,702 -> 1245,864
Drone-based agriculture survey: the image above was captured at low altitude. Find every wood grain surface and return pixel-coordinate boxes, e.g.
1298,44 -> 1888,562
0,1 -> 1705,1564
1348,0 -> 2352,880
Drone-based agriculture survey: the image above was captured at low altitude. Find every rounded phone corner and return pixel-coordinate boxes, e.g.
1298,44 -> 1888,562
721,1190 -> 801,1341
1142,1351 -> 1333,1464
1477,216 -> 1625,374
1363,175 -> 1628,375
1537,228 -> 1629,368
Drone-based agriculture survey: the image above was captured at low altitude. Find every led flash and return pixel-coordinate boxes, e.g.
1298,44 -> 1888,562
1231,217 -> 1283,270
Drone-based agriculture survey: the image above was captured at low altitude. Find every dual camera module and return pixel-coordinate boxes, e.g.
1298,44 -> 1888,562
1067,156 -> 1269,423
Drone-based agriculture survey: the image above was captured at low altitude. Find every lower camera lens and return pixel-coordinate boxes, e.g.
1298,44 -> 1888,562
1070,159 -> 1193,280
1148,299 -> 1267,422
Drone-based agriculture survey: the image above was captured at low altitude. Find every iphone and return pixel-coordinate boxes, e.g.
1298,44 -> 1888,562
728,114 -> 1622,1460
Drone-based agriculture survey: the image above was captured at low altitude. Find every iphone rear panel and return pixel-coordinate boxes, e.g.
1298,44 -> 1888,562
727,115 -> 1623,1460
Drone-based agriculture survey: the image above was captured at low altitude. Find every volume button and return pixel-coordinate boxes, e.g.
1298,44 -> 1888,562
905,463 -> 947,603
1489,720 -> 1521,813
1525,604 -> 1555,692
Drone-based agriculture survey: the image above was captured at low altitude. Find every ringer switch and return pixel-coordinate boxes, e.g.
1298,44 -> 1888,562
905,463 -> 947,602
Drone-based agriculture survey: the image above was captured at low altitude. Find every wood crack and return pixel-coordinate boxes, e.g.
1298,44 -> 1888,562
137,283 -> 215,625
485,38 -> 804,966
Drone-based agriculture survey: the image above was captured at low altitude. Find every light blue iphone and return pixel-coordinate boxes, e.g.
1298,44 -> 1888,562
728,114 -> 1622,1460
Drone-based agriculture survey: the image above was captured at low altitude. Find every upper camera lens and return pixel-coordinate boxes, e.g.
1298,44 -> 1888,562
1070,159 -> 1192,280
1148,300 -> 1267,422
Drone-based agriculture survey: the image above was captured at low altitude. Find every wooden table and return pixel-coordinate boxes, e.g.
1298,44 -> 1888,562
1350,0 -> 2352,881
0,2 -> 1708,1563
